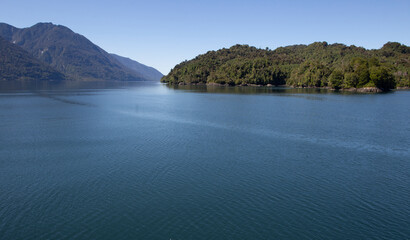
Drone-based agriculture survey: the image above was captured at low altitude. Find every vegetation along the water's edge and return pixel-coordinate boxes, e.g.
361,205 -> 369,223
161,42 -> 410,92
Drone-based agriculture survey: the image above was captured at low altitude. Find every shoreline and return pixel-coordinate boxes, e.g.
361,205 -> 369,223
167,82 -> 410,93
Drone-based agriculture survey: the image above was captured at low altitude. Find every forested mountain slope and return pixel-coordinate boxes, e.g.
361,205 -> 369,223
0,36 -> 65,81
0,22 -> 147,81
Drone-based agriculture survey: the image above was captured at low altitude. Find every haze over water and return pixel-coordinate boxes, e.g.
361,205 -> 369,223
0,82 -> 409,239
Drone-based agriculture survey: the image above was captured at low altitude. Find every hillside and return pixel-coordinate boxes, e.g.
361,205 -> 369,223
162,42 -> 410,90
0,22 -> 147,81
111,54 -> 163,81
0,36 -> 65,81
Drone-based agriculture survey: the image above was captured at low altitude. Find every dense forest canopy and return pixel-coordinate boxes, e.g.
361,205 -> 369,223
162,42 -> 410,90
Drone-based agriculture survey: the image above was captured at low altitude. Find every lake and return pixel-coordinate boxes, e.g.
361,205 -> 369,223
0,82 -> 409,239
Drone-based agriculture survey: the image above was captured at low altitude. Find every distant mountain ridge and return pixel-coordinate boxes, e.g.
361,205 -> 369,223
0,36 -> 65,81
0,22 -> 161,81
111,54 -> 163,81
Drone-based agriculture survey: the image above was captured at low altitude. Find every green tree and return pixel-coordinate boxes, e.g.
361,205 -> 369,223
329,69 -> 344,89
370,66 -> 395,90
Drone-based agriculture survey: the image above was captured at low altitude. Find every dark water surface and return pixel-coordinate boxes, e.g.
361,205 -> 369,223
0,82 -> 409,239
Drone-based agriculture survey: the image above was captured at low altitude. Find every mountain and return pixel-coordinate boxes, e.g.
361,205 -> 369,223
0,36 -> 65,81
0,22 -> 148,81
110,54 -> 163,81
161,42 -> 410,90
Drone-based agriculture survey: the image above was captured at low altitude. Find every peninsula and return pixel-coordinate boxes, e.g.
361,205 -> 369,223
161,42 -> 410,92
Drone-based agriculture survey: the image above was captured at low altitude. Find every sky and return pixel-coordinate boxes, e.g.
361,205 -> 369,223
1,0 -> 409,74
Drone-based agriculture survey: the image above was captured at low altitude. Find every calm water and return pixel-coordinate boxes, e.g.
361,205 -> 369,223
0,82 -> 409,239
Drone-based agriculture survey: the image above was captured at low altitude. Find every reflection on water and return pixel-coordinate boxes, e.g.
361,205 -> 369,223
0,80 -> 394,96
0,80 -> 155,92
167,83 -> 334,94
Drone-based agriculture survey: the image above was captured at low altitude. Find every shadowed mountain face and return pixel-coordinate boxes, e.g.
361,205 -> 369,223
0,22 -> 149,81
111,54 -> 163,81
0,36 -> 65,81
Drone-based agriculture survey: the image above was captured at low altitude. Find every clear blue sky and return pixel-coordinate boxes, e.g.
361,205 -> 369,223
1,0 -> 409,74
